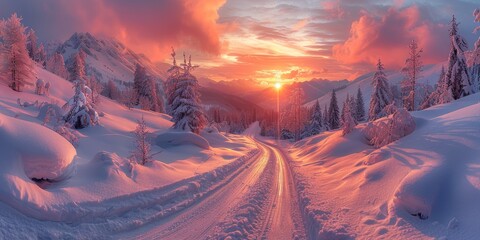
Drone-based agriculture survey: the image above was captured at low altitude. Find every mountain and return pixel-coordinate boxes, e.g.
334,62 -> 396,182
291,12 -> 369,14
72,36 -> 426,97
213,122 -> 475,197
55,32 -> 166,85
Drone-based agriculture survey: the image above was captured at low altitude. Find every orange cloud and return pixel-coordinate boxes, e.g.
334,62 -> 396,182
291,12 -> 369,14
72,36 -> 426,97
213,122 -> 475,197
332,6 -> 449,69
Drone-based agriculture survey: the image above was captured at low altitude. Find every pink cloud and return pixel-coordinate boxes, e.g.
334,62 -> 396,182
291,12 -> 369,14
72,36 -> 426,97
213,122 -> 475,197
332,6 -> 449,69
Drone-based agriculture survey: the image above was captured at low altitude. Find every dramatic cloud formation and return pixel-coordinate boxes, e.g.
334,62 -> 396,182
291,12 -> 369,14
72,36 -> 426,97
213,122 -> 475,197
333,6 -> 449,69
0,0 -> 226,60
1,0 -> 478,82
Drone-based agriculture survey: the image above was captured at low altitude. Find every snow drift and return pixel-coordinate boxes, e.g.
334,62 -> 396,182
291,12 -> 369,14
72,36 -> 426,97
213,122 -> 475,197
156,129 -> 211,150
0,113 -> 76,180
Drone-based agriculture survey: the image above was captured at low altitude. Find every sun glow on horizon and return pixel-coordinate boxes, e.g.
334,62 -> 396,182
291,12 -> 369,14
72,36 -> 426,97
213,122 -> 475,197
274,82 -> 282,90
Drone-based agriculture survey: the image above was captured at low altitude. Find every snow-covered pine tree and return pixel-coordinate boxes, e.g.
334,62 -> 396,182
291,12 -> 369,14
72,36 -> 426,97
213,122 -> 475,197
170,53 -> 206,134
341,97 -> 356,136
46,52 -> 69,79
69,50 -> 86,82
131,115 -> 151,165
165,48 -> 182,115
369,59 -> 392,121
63,79 -> 99,129
401,39 -> 423,111
0,14 -> 34,92
304,100 -> 324,137
323,104 -> 330,130
26,28 -> 38,61
328,89 -> 340,129
469,9 -> 480,93
355,87 -> 365,121
445,15 -> 473,99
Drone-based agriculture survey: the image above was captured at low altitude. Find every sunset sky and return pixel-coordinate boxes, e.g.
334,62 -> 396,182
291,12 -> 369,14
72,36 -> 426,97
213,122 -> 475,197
1,0 -> 479,83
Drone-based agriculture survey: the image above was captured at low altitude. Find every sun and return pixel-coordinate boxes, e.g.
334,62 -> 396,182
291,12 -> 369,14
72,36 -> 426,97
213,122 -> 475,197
274,82 -> 282,90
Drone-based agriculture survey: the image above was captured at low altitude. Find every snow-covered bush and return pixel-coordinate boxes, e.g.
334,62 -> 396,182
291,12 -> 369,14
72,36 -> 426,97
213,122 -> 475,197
63,79 -> 98,129
35,78 -> 45,95
364,105 -> 415,148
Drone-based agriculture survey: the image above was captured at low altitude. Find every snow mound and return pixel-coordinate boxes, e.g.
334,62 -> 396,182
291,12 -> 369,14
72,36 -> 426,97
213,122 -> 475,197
0,113 -> 76,180
85,151 -> 132,181
156,130 -> 211,150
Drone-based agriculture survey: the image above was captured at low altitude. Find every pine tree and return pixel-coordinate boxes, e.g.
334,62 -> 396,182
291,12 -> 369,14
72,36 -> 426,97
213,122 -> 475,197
355,88 -> 365,121
26,28 -> 38,60
131,115 -> 151,165
165,48 -> 182,115
445,15 -> 473,99
323,104 -> 330,130
369,59 -> 392,121
421,66 -> 447,109
341,98 -> 356,136
0,14 -> 34,92
69,50 -> 86,81
46,52 -> 69,79
170,53 -> 206,134
401,39 -> 423,111
303,100 -> 323,138
328,89 -> 340,129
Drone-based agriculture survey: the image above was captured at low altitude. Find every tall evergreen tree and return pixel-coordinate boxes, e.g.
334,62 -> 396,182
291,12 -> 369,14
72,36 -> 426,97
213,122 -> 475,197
355,88 -> 365,121
328,89 -> 340,129
0,13 -> 34,92
445,15 -> 473,99
303,100 -> 323,138
401,39 -> 423,111
369,59 -> 392,121
69,50 -> 86,81
170,53 -> 206,134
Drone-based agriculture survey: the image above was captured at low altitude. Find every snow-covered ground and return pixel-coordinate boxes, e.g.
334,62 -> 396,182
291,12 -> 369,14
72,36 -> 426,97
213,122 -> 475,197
288,92 -> 480,239
0,66 -> 256,238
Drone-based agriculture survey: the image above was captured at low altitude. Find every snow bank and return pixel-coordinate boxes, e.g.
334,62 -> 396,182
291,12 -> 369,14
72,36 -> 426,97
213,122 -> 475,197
156,129 -> 211,150
289,93 -> 480,239
0,113 -> 76,180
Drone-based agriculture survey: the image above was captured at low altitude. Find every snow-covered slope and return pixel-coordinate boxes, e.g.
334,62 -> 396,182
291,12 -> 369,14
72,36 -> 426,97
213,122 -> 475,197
56,32 -> 166,84
0,65 -> 256,237
289,93 -> 480,239
307,63 -> 445,109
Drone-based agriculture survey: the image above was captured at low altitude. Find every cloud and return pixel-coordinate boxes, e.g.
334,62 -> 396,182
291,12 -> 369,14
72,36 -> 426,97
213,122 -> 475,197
332,5 -> 449,69
0,0 -> 226,60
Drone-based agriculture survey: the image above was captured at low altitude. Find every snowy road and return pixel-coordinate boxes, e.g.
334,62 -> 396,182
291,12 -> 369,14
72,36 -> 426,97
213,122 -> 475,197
120,136 -> 306,240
